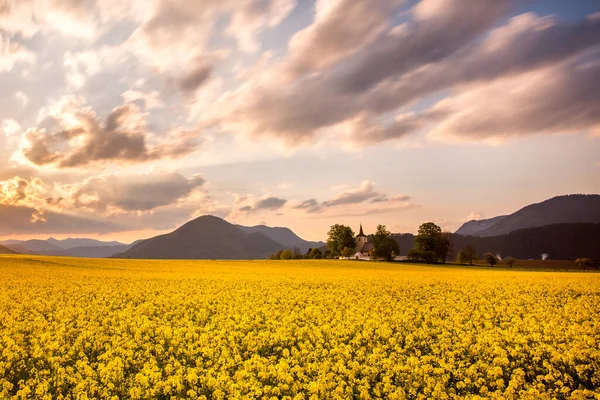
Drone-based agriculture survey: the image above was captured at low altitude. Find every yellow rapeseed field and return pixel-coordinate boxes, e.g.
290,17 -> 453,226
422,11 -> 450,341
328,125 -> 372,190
0,255 -> 599,399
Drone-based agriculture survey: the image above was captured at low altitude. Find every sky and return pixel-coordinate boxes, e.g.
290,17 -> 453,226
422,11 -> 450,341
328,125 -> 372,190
0,0 -> 599,243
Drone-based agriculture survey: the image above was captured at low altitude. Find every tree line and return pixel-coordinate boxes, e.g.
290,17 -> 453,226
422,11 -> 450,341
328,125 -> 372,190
269,221 -> 600,269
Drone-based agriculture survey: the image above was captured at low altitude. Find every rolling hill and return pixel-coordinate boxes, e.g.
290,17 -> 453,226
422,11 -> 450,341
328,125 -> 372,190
455,215 -> 507,236
0,244 -> 16,254
455,195 -> 600,237
116,215 -> 285,259
237,225 -> 324,253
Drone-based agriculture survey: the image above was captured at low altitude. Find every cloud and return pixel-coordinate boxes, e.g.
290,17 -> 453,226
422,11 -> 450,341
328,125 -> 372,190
0,203 -> 121,235
72,173 -> 205,212
121,89 -> 164,110
127,0 -> 294,77
283,0 -> 401,76
238,195 -> 287,213
294,198 -> 321,213
227,0 -> 296,53
209,0 -> 513,143
464,212 -> 485,222
294,181 -> 413,216
211,4 -> 600,147
0,33 -> 35,72
0,0 -> 98,38
17,97 -> 202,168
0,173 -> 217,235
0,176 -> 28,204
388,51 -> 600,142
1,119 -> 21,136
177,62 -> 213,93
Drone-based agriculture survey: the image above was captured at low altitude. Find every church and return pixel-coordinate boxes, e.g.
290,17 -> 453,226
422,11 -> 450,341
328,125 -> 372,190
354,224 -> 374,260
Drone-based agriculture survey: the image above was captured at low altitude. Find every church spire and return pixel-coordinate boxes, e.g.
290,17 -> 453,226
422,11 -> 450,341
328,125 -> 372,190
357,223 -> 367,237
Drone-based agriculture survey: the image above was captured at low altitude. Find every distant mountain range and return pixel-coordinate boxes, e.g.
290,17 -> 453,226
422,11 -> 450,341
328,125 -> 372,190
455,195 -> 600,237
0,237 -> 131,258
116,215 -> 287,259
236,224 -> 324,253
0,218 -> 322,260
2,194 -> 597,260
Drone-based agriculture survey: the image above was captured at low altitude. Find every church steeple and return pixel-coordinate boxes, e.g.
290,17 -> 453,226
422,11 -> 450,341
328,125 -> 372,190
357,223 -> 367,238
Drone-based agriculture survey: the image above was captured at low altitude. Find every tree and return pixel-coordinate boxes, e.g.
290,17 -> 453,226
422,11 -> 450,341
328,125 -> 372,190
293,247 -> 303,259
411,222 -> 443,263
327,224 -> 355,257
457,251 -> 467,264
269,250 -> 284,260
462,246 -> 477,265
415,222 -> 442,253
280,249 -> 293,260
372,237 -> 400,261
341,247 -> 355,258
372,225 -> 391,248
575,257 -> 592,270
484,252 -> 497,267
369,225 -> 400,261
434,232 -> 453,264
408,249 -> 436,263
307,248 -> 323,259
503,256 -> 516,268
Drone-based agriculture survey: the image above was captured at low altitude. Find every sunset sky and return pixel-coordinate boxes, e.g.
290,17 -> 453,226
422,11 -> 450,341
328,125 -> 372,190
1,0 -> 599,243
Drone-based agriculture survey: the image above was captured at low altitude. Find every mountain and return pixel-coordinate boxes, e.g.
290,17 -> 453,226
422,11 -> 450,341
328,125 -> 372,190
1,237 -> 131,258
393,223 -> 600,260
10,239 -> 63,253
451,223 -> 600,260
455,195 -> 600,237
3,244 -> 36,254
0,244 -> 16,254
455,216 -> 507,236
116,215 -> 285,259
59,245 -> 130,258
237,225 -> 324,253
46,237 -> 126,249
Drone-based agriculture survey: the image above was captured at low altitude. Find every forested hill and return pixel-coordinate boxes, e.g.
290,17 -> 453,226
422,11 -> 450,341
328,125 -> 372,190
393,223 -> 600,260
455,195 -> 600,237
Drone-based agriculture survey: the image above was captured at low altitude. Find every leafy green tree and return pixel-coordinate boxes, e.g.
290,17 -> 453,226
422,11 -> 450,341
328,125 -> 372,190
269,250 -> 284,260
462,246 -> 477,265
411,222 -> 443,263
371,237 -> 400,261
372,225 -> 391,248
457,251 -> 467,264
503,256 -> 516,268
280,249 -> 293,260
408,249 -> 436,263
434,232 -> 453,264
484,252 -> 497,267
326,224 -> 355,257
341,247 -> 355,258
575,257 -> 592,270
369,225 -> 400,261
293,247 -> 304,259
415,222 -> 442,251
307,248 -> 323,259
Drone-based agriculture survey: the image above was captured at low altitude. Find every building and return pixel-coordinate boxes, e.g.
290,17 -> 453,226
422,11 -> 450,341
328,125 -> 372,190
354,224 -> 374,260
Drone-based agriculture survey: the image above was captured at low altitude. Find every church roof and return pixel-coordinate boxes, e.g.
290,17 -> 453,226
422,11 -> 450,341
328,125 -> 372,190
356,224 -> 367,237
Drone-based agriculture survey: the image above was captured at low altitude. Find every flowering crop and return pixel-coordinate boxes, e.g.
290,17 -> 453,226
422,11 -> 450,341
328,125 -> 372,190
1,255 -> 599,399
